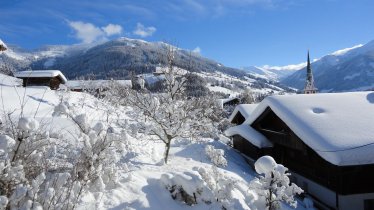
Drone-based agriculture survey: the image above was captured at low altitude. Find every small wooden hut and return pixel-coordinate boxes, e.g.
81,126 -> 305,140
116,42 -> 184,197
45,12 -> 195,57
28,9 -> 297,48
14,70 -> 67,90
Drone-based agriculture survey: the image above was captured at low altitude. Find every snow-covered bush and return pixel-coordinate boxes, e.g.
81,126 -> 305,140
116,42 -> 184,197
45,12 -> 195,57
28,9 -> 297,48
53,100 -> 128,193
0,91 -> 129,209
161,172 -> 212,206
250,156 -> 303,210
198,166 -> 238,209
161,167 -> 244,210
205,145 -> 227,167
0,116 -> 81,210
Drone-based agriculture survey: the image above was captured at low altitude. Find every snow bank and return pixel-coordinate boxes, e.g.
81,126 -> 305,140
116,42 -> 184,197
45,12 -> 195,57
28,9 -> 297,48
0,73 -> 22,86
244,91 -> 374,166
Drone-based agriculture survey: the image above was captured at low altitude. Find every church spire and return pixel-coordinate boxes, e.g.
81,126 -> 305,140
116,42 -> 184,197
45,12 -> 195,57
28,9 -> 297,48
304,50 -> 317,94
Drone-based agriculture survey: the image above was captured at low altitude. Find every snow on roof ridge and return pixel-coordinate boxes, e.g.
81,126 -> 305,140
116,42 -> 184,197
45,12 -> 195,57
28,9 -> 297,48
225,124 -> 272,148
14,70 -> 67,83
228,104 -> 258,122
242,91 -> 374,166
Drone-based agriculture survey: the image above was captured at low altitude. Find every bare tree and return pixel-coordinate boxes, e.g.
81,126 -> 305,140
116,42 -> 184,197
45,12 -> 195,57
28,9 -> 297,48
127,90 -> 218,164
240,88 -> 255,104
124,45 -> 221,164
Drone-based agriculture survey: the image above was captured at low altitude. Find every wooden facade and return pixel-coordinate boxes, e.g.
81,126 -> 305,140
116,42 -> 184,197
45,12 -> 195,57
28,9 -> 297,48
223,98 -> 240,107
233,107 -> 374,195
230,111 -> 246,125
21,76 -> 63,90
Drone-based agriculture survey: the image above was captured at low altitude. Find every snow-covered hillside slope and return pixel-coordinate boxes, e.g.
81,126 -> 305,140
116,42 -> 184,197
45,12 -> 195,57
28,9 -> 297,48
241,66 -> 297,81
0,75 -> 307,210
0,38 -> 292,93
281,41 -> 374,92
195,71 -> 291,97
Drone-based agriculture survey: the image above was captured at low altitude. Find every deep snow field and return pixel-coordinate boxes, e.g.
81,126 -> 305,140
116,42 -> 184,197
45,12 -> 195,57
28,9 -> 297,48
0,76 -> 308,210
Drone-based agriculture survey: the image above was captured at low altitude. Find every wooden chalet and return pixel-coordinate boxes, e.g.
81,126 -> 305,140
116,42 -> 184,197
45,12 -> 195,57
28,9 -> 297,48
225,92 -> 374,210
14,70 -> 67,90
217,97 -> 240,109
229,104 -> 258,124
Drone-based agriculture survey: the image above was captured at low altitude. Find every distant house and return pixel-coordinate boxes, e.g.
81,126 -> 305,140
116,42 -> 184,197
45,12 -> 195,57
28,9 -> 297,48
225,92 -> 374,210
14,70 -> 67,90
217,97 -> 240,109
153,66 -> 165,76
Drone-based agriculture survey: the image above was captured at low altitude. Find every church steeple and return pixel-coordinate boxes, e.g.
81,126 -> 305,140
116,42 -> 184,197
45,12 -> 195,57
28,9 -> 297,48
304,50 -> 317,94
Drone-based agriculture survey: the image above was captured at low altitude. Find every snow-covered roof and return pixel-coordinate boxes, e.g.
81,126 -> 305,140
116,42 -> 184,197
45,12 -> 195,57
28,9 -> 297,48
242,91 -> 374,166
225,124 -> 272,148
216,97 -> 239,109
66,80 -> 132,89
14,70 -> 67,83
228,104 -> 258,122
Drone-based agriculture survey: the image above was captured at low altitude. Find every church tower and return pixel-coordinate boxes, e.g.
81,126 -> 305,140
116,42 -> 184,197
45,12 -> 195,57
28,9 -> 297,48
304,51 -> 317,94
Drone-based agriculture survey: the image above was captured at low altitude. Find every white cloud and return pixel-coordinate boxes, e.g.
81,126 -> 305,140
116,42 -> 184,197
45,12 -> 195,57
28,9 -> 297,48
69,21 -> 103,43
68,21 -> 123,43
102,24 -> 123,36
133,23 -> 156,37
192,46 -> 201,54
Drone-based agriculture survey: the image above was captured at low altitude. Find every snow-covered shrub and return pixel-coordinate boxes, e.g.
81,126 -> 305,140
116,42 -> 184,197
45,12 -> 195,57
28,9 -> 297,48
250,156 -> 303,210
161,167 -> 243,210
197,166 -> 238,209
0,115 -> 81,210
160,172 -> 213,206
53,100 -> 128,194
205,145 -> 227,167
0,92 -> 129,209
52,101 -> 70,117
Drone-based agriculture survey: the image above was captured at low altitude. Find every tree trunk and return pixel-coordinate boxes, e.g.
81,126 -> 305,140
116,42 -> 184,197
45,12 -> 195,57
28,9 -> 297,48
164,140 -> 171,164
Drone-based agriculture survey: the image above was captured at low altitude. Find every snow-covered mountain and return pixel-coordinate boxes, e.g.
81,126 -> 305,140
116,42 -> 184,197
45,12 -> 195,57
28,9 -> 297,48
241,65 -> 298,81
0,37 -> 292,93
281,42 -> 374,92
0,38 -> 247,79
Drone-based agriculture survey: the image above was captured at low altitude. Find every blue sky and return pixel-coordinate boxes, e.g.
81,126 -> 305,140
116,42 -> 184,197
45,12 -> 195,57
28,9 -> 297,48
1,0 -> 374,68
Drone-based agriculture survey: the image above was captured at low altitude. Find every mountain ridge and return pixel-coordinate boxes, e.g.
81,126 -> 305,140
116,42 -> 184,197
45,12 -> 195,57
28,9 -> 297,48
0,37 -> 249,79
281,40 -> 374,92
